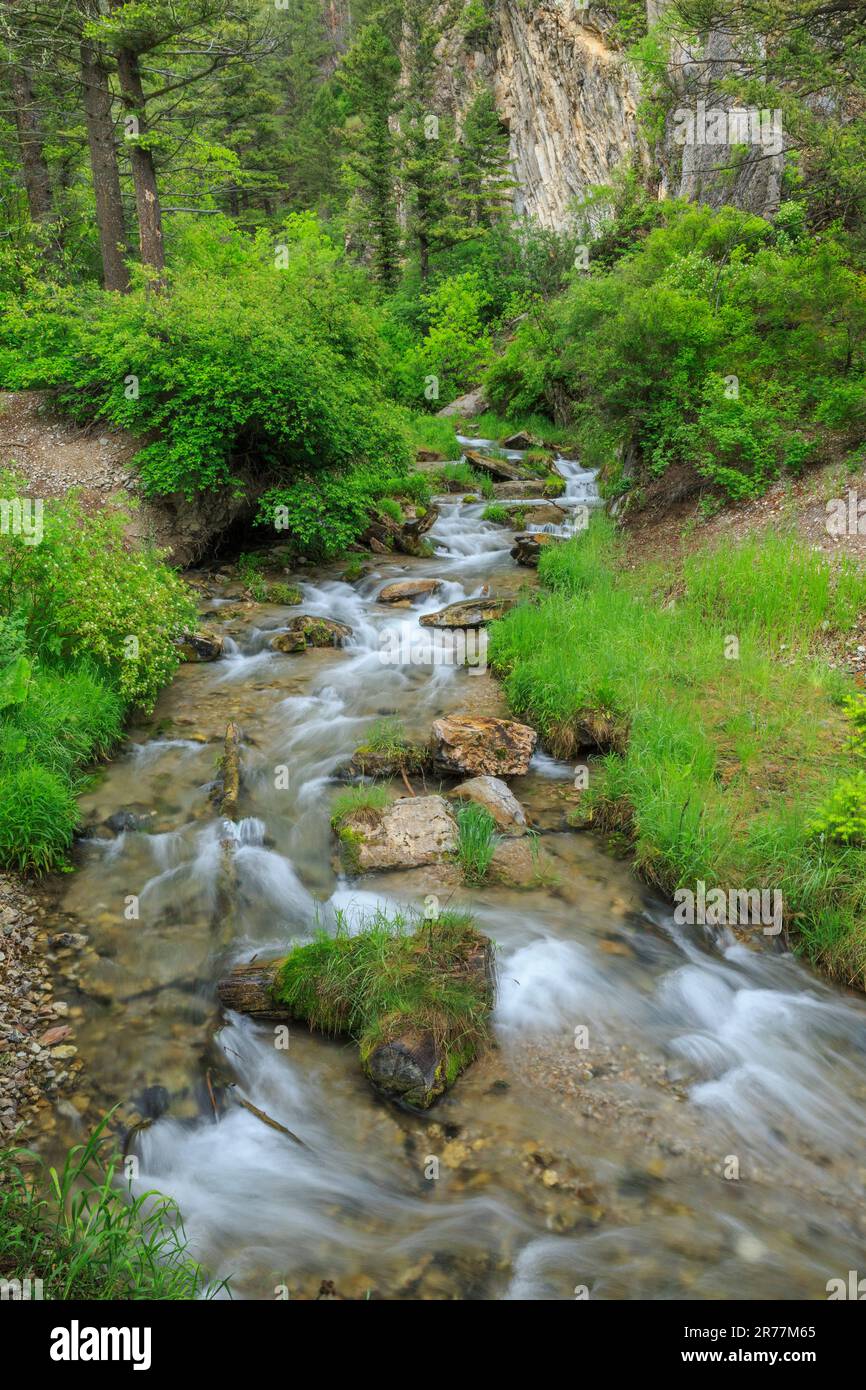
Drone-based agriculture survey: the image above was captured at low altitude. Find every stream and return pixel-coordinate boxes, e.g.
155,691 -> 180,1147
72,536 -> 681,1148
46,441 -> 866,1300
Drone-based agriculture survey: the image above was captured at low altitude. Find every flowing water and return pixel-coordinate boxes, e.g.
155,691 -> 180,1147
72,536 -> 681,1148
46,443 -> 866,1300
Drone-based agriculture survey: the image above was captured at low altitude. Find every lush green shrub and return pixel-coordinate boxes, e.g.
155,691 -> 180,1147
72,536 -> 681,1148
485,203 -> 866,500
0,484 -> 196,710
0,216 -> 412,500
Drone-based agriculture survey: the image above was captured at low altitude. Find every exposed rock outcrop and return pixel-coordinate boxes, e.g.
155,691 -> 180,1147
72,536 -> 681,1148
336,795 -> 458,871
431,715 -> 538,777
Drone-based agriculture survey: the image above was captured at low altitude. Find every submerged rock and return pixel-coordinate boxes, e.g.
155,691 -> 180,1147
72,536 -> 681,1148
337,795 -> 458,871
378,578 -> 442,603
419,597 -> 515,630
176,631 -> 223,662
448,775 -> 528,835
269,616 -> 352,652
431,715 -> 538,777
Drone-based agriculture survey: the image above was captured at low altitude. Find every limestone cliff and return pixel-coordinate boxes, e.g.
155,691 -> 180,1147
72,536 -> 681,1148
432,2 -> 645,229
429,0 -> 781,228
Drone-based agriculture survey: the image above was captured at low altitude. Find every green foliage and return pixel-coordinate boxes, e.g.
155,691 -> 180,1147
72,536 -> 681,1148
1,217 -> 412,501
455,801 -> 498,883
0,475 -> 191,871
0,487 -> 196,710
0,1116 -> 217,1299
489,514 -> 866,984
486,202 -> 866,498
0,764 -> 78,874
481,503 -> 508,524
810,773 -> 866,846
256,454 -> 416,561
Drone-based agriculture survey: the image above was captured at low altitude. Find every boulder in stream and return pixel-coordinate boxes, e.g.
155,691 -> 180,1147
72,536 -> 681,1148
378,578 -> 442,603
335,794 -> 458,871
419,597 -> 515,629
217,912 -> 494,1109
501,431 -> 537,451
176,631 -> 224,662
448,775 -> 528,835
269,616 -> 352,652
461,448 -> 526,483
431,715 -> 538,777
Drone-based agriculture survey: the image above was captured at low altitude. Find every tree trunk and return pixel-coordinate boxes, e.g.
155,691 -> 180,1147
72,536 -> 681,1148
79,40 -> 130,292
8,62 -> 54,228
113,40 -> 165,279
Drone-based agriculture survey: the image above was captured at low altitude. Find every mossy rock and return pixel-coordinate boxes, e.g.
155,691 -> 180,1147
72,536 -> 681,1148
218,912 -> 494,1108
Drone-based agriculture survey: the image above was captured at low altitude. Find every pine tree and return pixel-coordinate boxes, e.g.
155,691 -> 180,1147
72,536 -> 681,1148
340,15 -> 401,288
456,84 -> 515,230
399,1 -> 457,280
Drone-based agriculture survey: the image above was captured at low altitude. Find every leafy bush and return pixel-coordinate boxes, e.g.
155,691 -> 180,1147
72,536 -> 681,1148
0,216 -> 412,500
486,203 -> 866,500
0,485 -> 196,710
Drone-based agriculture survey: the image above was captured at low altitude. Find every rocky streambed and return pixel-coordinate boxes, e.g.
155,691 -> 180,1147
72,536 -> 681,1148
22,441 -> 866,1300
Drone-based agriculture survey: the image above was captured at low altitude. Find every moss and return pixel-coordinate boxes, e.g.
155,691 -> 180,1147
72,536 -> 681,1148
272,907 -> 493,1103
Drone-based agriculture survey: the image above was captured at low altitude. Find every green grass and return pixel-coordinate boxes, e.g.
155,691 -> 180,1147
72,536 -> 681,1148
455,802 -> 498,884
274,907 -> 492,1094
488,514 -> 866,986
330,783 -> 391,827
0,1116 -> 218,1299
0,663 -> 125,872
482,503 -> 509,525
431,462 -> 495,499
406,413 -> 461,459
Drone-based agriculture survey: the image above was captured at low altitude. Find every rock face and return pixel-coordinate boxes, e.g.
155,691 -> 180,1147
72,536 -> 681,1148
448,775 -> 528,835
338,795 -> 458,871
378,578 -> 442,603
431,4 -> 643,232
511,532 -> 564,567
660,24 -> 783,217
419,597 -> 514,629
176,631 -> 223,662
269,616 -> 352,652
431,716 -> 538,777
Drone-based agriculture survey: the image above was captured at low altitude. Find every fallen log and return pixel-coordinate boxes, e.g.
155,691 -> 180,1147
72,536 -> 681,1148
219,721 -> 242,819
